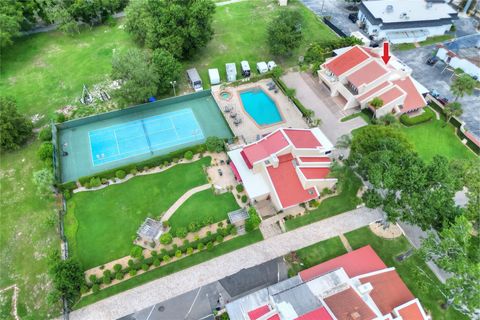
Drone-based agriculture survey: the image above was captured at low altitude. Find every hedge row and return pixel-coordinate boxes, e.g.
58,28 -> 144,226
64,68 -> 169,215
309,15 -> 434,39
400,107 -> 434,126
274,78 -> 311,117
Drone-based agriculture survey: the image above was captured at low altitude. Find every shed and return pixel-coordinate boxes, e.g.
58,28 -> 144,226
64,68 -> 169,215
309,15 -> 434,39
208,68 -> 220,85
137,218 -> 162,242
226,63 -> 237,82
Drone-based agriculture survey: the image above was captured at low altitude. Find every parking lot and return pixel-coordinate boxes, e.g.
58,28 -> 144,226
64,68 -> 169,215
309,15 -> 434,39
394,34 -> 480,138
301,0 -> 361,35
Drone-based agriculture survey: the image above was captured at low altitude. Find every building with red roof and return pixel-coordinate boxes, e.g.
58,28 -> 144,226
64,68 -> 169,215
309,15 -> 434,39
227,128 -> 337,211
225,246 -> 429,320
318,45 -> 428,118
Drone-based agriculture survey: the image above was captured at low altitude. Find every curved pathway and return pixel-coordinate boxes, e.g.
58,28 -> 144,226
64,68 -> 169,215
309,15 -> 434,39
161,184 -> 211,221
69,207 -> 382,320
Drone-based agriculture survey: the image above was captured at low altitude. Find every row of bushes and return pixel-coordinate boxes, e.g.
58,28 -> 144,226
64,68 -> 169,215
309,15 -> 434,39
274,78 -> 311,118
160,223 -> 237,246
400,107 -> 434,126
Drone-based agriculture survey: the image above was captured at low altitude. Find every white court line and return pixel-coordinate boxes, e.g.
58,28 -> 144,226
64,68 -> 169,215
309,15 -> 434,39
112,129 -> 121,155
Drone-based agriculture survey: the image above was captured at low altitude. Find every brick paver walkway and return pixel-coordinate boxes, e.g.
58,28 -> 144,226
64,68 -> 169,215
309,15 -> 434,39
69,207 -> 382,320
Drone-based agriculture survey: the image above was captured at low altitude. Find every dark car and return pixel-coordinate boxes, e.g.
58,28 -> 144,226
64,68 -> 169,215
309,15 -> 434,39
426,56 -> 438,66
438,97 -> 449,106
348,13 -> 358,23
370,41 -> 380,48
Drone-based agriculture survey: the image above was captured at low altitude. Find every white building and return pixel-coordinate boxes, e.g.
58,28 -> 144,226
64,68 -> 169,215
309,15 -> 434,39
436,36 -> 480,78
358,0 -> 458,44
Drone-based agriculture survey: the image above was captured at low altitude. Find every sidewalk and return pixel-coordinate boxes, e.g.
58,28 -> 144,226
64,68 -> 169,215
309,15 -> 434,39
69,207 -> 382,320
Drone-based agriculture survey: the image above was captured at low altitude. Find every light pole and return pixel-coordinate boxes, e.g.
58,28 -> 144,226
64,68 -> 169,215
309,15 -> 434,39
170,80 -> 177,96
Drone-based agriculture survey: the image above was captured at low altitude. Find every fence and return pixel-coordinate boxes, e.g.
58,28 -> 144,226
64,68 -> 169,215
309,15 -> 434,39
322,17 -> 347,38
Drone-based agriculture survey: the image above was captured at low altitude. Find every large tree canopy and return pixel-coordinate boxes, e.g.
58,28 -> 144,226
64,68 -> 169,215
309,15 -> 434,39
152,49 -> 181,94
267,9 -> 303,56
125,0 -> 215,59
0,96 -> 33,151
0,0 -> 23,48
349,126 -> 461,230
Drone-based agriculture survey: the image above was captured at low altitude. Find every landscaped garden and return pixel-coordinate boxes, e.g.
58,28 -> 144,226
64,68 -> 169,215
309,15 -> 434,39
344,227 -> 467,320
285,167 -> 362,230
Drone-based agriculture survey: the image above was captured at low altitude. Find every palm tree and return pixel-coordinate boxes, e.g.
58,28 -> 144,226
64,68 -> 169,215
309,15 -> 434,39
443,102 -> 463,127
450,74 -> 476,101
336,134 -> 352,149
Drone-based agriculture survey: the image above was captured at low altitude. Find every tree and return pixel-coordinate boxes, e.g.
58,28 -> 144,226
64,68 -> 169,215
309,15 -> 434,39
125,0 -> 215,59
0,0 -> 23,48
369,97 -> 384,109
335,134 -> 352,150
205,136 -> 224,153
159,232 -> 173,245
49,258 -> 85,306
421,215 -> 480,317
33,169 -> 54,196
111,48 -> 159,105
373,114 -> 398,127
151,49 -> 181,94
267,10 -> 303,56
443,102 -> 463,127
245,207 -> 261,232
450,74 -> 476,101
0,97 -> 33,151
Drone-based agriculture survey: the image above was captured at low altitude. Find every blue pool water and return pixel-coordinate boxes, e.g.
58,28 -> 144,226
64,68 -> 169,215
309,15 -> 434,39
89,109 -> 204,166
240,88 -> 283,126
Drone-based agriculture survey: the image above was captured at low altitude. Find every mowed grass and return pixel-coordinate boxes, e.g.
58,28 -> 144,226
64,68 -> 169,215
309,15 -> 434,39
66,157 -> 212,270
400,117 -> 476,162
74,230 -> 264,309
168,189 -> 240,230
185,0 -> 338,89
0,289 -> 14,320
0,21 -> 134,121
285,167 -> 362,230
0,141 -> 59,319
345,227 -> 467,320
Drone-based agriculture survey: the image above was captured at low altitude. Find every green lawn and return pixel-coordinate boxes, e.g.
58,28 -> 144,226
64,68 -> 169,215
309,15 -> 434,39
0,141 -> 59,319
74,230 -> 264,309
345,227 -> 467,320
285,167 -> 362,230
394,34 -> 454,51
400,117 -> 476,162
0,21 -> 134,123
0,289 -> 14,320
66,157 -> 212,270
169,189 -> 240,230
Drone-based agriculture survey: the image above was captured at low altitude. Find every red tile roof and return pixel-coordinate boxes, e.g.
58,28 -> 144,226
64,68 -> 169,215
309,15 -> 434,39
300,167 -> 331,180
360,270 -> 415,316
283,129 -> 322,149
248,305 -> 270,320
299,246 -> 386,281
299,157 -> 331,163
396,301 -> 426,320
230,161 -> 241,181
347,61 -> 388,88
374,86 -> 405,106
392,77 -> 427,113
323,287 -> 376,320
267,154 -> 318,208
325,46 -> 370,76
241,130 -> 289,167
357,81 -> 391,102
295,307 -> 333,320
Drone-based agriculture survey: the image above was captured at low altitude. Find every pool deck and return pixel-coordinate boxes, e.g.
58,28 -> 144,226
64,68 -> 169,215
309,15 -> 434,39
212,79 -> 308,143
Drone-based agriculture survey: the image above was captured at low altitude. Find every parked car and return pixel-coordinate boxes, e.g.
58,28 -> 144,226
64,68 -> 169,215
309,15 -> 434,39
267,61 -> 277,71
426,56 -> 438,66
430,89 -> 440,98
438,97 -> 449,106
348,13 -> 358,23
218,169 -> 223,176
369,41 -> 380,48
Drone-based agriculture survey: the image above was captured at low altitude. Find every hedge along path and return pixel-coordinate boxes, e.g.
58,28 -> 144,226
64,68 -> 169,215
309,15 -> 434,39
72,152 -> 218,193
0,284 -> 20,320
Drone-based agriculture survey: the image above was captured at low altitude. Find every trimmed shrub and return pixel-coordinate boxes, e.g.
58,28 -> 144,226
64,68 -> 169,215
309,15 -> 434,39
206,242 -> 214,250
80,285 -> 89,294
115,170 -> 126,179
39,126 -> 52,141
160,232 -> 173,245
216,235 -> 224,243
162,220 -> 169,228
151,250 -> 158,257
175,250 -> 182,258
113,264 -> 122,272
245,207 -> 261,232
229,227 -> 237,236
188,222 -> 199,232
64,190 -> 71,200
115,272 -> 124,280
241,195 -> 248,203
127,259 -> 134,267
89,177 -> 101,188
176,227 -> 188,238
186,247 -> 194,255
129,269 -> 137,277
92,284 -> 100,293
37,142 -> 53,161
101,178 -> 108,184
400,107 -> 434,126
88,274 -> 97,284
235,184 -> 244,193
206,136 -> 224,152
130,246 -> 143,258
163,255 -> 171,263
141,264 -> 149,271
130,168 -> 138,176
153,258 -> 161,267
184,151 -> 194,160
103,276 -> 111,285
197,243 -> 204,251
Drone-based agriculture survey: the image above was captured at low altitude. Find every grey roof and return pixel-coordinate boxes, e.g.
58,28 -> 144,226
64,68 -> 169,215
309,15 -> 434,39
228,208 -> 249,224
186,68 -> 201,82
271,282 -> 323,316
137,218 -> 162,239
267,275 -> 303,295
359,0 -> 457,30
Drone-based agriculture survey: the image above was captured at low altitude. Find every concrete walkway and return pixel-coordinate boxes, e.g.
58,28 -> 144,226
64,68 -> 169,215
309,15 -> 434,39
161,184 -> 211,221
69,207 -> 382,320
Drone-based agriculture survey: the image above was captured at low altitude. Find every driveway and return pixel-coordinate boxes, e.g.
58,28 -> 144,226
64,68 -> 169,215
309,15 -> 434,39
301,0 -> 360,35
69,207 -> 382,320
281,71 -> 367,145
394,34 -> 480,138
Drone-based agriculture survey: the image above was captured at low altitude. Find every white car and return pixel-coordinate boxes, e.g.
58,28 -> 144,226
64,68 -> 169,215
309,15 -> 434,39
267,61 -> 277,71
256,62 -> 268,74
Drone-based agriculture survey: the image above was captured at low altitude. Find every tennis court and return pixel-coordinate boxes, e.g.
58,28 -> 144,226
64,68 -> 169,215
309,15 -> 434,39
56,91 -> 232,182
89,109 -> 204,166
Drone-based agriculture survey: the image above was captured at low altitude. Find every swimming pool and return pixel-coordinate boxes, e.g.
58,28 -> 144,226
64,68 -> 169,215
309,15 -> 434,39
240,88 -> 283,126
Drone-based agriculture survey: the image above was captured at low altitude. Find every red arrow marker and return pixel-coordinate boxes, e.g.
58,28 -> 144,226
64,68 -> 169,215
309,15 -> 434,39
381,42 -> 391,65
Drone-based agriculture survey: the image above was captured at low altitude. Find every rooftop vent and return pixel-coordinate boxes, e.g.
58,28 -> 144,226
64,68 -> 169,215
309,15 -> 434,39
386,5 -> 394,12
399,12 -> 410,20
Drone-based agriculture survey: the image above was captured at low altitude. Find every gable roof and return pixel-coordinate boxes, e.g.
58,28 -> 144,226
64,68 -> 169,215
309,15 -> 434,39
241,130 -> 289,167
392,77 -> 427,112
325,46 -> 370,77
323,287 -> 376,320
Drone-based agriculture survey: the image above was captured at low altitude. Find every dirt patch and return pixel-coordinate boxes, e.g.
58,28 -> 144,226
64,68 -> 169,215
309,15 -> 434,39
369,221 -> 403,239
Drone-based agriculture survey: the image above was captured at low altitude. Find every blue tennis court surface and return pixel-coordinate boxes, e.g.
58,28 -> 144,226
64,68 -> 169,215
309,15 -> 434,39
89,109 -> 204,166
